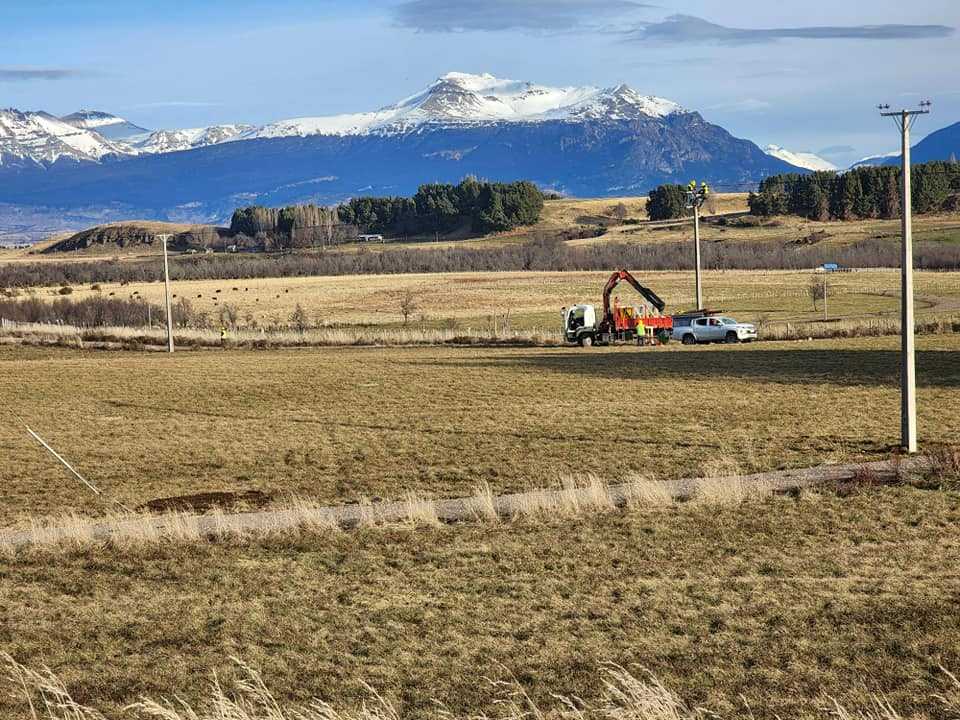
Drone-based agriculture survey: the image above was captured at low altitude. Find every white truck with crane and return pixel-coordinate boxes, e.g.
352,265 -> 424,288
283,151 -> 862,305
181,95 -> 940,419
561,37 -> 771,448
562,269 -> 758,346
562,269 -> 673,346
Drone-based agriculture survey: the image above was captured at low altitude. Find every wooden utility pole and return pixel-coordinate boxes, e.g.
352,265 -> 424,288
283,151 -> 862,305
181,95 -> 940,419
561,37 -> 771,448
159,234 -> 175,353
879,101 -> 931,454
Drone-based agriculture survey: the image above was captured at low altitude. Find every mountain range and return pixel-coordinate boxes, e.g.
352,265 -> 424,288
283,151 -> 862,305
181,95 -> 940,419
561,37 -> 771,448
6,72 -> 952,240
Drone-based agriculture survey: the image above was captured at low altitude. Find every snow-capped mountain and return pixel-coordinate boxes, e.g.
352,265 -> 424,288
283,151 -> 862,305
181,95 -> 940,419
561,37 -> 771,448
60,110 -> 149,141
764,145 -> 837,172
0,109 -> 133,166
849,151 -> 899,169
0,71 -> 800,233
132,125 -> 255,154
3,74 -> 686,165
254,72 -> 685,138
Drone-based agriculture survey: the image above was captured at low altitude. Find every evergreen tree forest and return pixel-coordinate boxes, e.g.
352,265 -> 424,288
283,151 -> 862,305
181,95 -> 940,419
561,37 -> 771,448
337,178 -> 544,236
229,179 -> 544,248
749,162 -> 960,220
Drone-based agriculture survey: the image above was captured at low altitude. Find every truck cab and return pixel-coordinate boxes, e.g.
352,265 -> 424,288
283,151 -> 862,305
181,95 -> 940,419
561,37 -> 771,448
562,304 -> 597,346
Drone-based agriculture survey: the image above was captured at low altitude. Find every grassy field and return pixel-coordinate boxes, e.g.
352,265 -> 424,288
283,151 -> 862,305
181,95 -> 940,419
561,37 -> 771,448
2,328 -> 960,719
2,334 -> 960,525
23,268 -> 960,330
2,482 -> 959,719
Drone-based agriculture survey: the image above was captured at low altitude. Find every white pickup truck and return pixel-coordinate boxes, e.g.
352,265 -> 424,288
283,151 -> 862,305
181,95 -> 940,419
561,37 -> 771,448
672,315 -> 757,345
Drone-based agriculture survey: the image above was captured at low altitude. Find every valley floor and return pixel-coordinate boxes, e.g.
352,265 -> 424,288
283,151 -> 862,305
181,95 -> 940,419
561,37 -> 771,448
2,335 -> 960,524
2,328 -> 959,720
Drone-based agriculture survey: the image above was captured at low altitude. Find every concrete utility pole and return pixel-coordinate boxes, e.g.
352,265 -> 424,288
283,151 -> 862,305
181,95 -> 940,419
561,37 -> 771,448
159,234 -> 175,353
879,101 -> 931,454
686,181 -> 710,310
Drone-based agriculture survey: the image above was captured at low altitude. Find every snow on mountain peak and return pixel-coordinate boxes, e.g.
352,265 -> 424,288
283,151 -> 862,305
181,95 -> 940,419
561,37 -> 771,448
254,72 -> 686,139
133,124 -> 255,154
1,73 -> 688,166
0,108 -> 132,165
61,110 -> 150,142
764,145 -> 837,172
61,110 -> 125,129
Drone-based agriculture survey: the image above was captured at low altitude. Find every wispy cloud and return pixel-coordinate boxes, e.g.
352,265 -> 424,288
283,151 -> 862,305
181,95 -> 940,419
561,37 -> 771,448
128,101 -> 223,109
819,145 -> 857,155
394,0 -> 654,33
706,98 -> 772,114
627,56 -> 713,68
629,14 -> 955,45
0,67 -> 87,81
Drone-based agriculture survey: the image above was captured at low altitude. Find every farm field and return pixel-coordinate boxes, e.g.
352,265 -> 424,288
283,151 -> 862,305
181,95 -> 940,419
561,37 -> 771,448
20,268 -> 960,330
2,479 -> 959,719
2,334 -> 960,525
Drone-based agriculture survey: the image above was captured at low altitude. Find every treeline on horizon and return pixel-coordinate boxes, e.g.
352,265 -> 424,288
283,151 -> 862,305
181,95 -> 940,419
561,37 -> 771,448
225,178 -> 545,247
748,161 -> 960,220
4,235 -> 960,292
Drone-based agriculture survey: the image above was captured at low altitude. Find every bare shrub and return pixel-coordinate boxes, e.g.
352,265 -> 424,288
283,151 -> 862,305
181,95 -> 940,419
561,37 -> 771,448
290,303 -> 309,334
4,236 -> 959,292
400,291 -> 418,326
808,275 -> 827,311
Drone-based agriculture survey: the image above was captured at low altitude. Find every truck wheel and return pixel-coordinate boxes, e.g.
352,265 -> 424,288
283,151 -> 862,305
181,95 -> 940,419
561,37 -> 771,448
681,334 -> 696,346
580,335 -> 593,348
725,331 -> 739,344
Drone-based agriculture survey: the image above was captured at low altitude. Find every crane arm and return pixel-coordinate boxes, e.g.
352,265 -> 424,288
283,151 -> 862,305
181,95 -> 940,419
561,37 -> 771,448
601,269 -> 666,318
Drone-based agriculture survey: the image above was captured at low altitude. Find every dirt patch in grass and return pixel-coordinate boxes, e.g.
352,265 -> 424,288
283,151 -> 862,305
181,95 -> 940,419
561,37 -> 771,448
139,489 -> 272,513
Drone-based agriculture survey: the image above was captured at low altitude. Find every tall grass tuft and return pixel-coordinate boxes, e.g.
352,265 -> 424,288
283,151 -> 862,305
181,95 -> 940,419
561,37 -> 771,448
1,651 -> 105,720
8,654 -> 955,720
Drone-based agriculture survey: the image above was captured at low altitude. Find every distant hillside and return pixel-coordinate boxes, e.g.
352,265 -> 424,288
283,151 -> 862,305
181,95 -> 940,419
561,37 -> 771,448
882,120 -> 960,165
42,221 -> 229,254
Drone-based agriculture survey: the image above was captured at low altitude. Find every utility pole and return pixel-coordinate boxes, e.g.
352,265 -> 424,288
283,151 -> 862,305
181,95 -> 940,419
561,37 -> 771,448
879,100 -> 931,454
686,181 -> 710,310
159,234 -> 175,353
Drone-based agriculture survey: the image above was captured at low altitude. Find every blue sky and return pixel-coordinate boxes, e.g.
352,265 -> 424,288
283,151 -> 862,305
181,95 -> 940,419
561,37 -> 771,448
2,0 -> 957,165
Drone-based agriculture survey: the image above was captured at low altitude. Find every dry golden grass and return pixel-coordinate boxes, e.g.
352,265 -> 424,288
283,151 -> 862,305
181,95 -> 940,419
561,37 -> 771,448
22,269 -> 960,330
2,335 -> 960,525
7,653 -> 957,720
2,480 -> 960,718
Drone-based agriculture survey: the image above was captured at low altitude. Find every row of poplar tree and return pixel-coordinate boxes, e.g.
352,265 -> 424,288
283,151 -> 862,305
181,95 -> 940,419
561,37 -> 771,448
748,161 -> 960,220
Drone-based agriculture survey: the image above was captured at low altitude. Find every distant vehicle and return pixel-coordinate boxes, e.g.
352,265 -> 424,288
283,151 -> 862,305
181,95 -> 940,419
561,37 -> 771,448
358,234 -> 385,243
672,313 -> 757,345
818,263 -> 851,273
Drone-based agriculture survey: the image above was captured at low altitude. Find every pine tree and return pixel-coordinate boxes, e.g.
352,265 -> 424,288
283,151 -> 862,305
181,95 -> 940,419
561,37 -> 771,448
478,192 -> 510,232
880,171 -> 901,219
